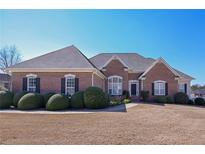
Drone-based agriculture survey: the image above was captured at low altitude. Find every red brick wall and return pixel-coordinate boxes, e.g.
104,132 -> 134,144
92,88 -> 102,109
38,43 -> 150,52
128,73 -> 142,80
143,62 -> 178,99
93,73 -> 105,91
102,59 -> 129,92
12,72 -> 92,93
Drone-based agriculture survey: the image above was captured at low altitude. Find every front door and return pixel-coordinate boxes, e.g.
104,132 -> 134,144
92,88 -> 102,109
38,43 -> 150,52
129,80 -> 139,96
131,83 -> 137,96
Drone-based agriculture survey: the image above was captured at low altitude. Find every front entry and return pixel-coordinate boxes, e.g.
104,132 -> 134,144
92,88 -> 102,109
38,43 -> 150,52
129,80 -> 139,96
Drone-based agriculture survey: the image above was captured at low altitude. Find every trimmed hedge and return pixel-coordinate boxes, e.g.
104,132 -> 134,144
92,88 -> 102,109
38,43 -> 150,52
188,99 -> 195,105
43,92 -> 56,106
84,87 -> 108,109
18,93 -> 44,110
46,94 -> 69,111
155,96 -> 167,104
13,91 -> 28,107
122,90 -> 130,99
71,91 -> 84,108
0,91 -> 14,109
140,91 -> 149,101
195,97 -> 205,106
166,96 -> 174,104
174,92 -> 189,104
105,92 -> 110,104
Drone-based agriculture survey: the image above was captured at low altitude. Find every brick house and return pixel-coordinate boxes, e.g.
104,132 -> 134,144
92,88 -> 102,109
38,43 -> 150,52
6,45 -> 194,100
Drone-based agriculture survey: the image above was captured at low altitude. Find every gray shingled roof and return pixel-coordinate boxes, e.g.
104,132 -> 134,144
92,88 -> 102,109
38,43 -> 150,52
90,53 -> 194,79
8,45 -> 96,69
90,53 -> 155,72
174,69 -> 194,79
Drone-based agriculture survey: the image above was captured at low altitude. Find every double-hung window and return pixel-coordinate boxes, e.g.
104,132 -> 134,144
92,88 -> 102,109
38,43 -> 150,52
108,76 -> 123,95
65,74 -> 75,96
27,74 -> 37,92
154,80 -> 166,96
178,83 -> 186,93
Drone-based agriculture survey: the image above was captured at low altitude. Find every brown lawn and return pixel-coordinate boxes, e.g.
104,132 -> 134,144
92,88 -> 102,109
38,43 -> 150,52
0,103 -> 205,145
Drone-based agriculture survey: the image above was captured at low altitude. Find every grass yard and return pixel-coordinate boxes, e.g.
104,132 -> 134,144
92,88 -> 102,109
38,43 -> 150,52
0,103 -> 205,144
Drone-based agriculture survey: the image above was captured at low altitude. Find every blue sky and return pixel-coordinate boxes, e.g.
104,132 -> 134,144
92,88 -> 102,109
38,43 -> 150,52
0,10 -> 204,85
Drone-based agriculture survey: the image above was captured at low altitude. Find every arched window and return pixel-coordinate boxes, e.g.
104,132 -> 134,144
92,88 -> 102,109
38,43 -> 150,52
108,76 -> 123,95
154,80 -> 166,96
65,74 -> 75,95
26,74 -> 37,92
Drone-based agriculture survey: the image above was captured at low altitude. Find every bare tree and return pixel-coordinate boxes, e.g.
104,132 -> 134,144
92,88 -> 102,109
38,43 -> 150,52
0,45 -> 21,71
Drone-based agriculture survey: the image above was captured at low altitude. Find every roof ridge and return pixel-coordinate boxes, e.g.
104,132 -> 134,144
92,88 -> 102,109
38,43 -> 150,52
72,45 -> 98,69
7,45 -> 74,68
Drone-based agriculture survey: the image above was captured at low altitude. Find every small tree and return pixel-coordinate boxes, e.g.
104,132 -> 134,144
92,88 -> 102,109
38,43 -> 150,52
0,45 -> 21,71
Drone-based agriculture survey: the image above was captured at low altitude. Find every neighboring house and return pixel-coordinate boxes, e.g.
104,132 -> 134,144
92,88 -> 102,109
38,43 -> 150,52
191,89 -> 205,99
6,45 -> 194,100
0,70 -> 11,90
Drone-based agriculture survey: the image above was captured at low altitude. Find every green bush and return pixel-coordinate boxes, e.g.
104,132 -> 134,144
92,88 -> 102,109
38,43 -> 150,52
122,90 -> 130,99
123,98 -> 132,104
0,91 -> 14,109
166,96 -> 174,104
13,91 -> 28,107
43,92 -> 56,106
105,93 -> 110,104
71,91 -> 84,108
155,96 -> 167,104
194,97 -> 205,106
140,91 -> 149,101
18,93 -> 44,110
174,92 -> 189,104
188,99 -> 195,105
46,94 -> 69,111
110,98 -> 122,106
84,86 -> 108,109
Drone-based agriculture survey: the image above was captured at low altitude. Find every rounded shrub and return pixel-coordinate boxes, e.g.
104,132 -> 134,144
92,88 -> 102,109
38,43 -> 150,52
84,86 -> 108,109
140,91 -> 149,101
105,93 -> 110,104
43,92 -> 56,106
0,91 -> 14,109
18,93 -> 44,110
122,90 -> 130,99
155,96 -> 167,104
71,91 -> 84,108
194,97 -> 205,106
188,99 -> 195,105
46,94 -> 69,111
166,96 -> 174,104
174,92 -> 189,104
13,91 -> 28,107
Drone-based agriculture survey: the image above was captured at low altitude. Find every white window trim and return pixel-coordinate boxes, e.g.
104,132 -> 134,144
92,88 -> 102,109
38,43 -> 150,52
65,74 -> 75,96
26,74 -> 37,78
129,80 -> 139,96
154,80 -> 166,96
178,83 -> 186,93
64,74 -> 75,78
108,75 -> 123,96
26,74 -> 37,92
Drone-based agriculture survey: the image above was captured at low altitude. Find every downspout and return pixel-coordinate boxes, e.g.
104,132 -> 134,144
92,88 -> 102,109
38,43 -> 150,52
92,72 -> 94,86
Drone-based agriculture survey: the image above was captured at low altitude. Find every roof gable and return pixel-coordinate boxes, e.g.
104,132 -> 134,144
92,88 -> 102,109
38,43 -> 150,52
139,57 -> 194,80
90,53 -> 155,72
102,55 -> 129,69
8,45 -> 95,69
